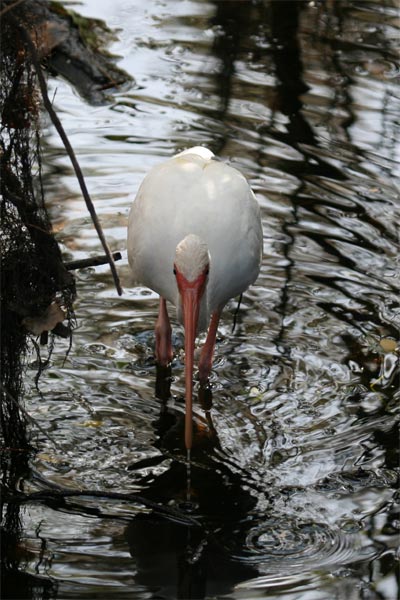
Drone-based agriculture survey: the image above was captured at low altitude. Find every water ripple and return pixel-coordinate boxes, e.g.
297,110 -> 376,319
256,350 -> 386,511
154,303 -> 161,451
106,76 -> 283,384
13,0 -> 400,598
241,518 -> 358,565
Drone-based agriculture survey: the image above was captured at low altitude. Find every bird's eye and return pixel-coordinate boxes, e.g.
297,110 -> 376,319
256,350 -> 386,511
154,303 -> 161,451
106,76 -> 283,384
173,267 -> 177,275
206,267 -> 209,275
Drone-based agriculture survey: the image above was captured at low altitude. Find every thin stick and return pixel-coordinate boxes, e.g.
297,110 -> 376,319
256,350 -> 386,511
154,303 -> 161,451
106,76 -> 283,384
65,252 -> 122,271
6,487 -> 203,527
0,0 -> 26,18
232,293 -> 243,333
16,21 -> 123,296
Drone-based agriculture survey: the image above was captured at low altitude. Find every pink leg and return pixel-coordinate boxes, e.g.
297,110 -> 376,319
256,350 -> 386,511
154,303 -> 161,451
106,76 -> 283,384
198,309 -> 221,384
155,297 -> 173,366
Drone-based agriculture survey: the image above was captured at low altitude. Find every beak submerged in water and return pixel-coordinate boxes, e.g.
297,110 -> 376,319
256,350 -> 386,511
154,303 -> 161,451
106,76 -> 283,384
174,265 -> 208,449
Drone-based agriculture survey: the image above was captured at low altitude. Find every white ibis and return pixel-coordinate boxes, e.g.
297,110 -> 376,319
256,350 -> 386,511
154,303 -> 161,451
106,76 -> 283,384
127,147 -> 263,449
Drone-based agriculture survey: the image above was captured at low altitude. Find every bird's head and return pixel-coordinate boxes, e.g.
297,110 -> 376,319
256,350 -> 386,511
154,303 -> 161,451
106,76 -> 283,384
174,234 -> 209,282
173,234 -> 209,450
174,234 -> 210,328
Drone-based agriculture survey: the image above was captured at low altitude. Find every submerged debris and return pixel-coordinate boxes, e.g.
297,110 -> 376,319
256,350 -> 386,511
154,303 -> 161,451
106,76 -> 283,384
22,301 -> 66,336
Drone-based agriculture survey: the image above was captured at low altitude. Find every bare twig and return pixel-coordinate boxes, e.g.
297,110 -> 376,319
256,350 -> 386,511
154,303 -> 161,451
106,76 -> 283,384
232,293 -> 242,333
65,252 -> 122,271
0,0 -> 26,18
15,20 -> 123,296
5,487 -> 203,527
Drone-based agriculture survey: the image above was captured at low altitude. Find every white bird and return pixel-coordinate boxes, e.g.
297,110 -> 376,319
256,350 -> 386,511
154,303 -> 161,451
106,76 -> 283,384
127,147 -> 263,449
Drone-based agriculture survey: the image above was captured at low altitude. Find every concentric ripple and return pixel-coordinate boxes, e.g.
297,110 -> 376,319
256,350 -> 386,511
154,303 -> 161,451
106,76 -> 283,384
233,517 -> 375,573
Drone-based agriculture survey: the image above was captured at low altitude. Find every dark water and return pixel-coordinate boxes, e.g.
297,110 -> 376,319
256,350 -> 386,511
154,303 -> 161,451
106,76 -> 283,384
6,1 -> 400,599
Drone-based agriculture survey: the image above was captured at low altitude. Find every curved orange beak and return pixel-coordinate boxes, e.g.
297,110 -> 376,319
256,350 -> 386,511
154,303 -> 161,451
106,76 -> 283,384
175,266 -> 208,450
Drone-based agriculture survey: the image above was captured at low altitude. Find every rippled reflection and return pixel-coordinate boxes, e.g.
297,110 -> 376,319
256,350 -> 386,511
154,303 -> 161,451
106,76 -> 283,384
4,0 -> 399,599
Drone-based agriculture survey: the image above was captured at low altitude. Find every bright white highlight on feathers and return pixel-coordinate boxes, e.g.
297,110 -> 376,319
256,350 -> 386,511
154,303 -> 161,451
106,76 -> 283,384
175,234 -> 209,282
174,146 -> 214,161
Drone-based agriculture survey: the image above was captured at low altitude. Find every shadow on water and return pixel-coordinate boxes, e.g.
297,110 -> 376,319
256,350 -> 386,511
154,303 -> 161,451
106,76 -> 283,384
126,369 -> 258,599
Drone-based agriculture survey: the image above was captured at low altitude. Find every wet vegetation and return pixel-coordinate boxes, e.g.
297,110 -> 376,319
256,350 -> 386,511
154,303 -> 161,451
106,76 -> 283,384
1,1 -> 128,596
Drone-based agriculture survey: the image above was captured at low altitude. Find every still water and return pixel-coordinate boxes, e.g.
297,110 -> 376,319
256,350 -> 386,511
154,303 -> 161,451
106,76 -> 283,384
13,0 -> 400,598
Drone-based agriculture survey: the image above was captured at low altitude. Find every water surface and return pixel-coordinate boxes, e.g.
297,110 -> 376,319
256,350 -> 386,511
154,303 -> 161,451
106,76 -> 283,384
9,1 -> 400,598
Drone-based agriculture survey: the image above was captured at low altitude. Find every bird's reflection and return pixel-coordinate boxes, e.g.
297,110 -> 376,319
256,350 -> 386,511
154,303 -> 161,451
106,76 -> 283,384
125,365 -> 258,600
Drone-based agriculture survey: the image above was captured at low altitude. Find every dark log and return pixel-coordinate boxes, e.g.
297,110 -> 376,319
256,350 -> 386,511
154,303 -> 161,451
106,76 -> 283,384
1,0 -> 133,104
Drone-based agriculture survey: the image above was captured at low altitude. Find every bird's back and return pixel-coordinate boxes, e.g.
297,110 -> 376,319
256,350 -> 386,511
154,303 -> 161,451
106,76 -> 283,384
127,148 -> 263,310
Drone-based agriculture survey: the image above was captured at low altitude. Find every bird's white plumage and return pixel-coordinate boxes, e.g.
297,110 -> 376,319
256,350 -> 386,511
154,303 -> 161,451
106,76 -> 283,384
127,147 -> 263,328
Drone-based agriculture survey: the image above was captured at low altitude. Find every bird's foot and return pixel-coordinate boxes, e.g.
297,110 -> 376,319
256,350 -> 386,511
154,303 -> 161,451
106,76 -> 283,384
155,363 -> 172,400
198,382 -> 213,411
